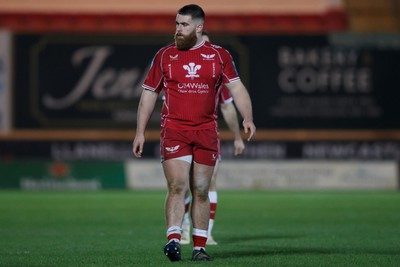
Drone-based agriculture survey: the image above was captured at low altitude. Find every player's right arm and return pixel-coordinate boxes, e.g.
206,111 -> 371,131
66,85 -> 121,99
132,89 -> 159,157
133,47 -> 166,157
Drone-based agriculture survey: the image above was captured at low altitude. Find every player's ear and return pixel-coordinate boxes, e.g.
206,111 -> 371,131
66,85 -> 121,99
196,23 -> 203,33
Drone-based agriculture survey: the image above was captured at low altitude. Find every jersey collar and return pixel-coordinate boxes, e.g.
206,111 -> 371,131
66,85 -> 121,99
190,39 -> 205,50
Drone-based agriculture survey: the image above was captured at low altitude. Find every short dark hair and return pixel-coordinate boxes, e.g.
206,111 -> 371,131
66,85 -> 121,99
177,4 -> 205,21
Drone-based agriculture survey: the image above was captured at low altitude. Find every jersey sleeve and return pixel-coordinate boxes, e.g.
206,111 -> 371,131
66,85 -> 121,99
219,86 -> 233,104
219,48 -> 240,85
143,48 -> 165,93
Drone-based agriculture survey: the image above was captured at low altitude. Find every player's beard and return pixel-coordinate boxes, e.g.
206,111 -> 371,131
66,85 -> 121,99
175,29 -> 197,51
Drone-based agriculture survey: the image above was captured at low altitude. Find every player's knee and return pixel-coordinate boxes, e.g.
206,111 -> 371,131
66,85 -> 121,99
167,181 -> 187,195
192,185 -> 209,201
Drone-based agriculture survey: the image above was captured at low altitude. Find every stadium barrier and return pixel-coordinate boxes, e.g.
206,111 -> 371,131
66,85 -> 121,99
1,140 -> 399,190
0,158 -> 398,190
125,159 -> 398,190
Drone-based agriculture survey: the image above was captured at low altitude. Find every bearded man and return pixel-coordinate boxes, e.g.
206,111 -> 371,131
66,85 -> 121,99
132,4 -> 256,262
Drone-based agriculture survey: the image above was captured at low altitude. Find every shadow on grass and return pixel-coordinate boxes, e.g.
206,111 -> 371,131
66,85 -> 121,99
212,234 -> 400,259
212,246 -> 400,259
221,233 -> 304,243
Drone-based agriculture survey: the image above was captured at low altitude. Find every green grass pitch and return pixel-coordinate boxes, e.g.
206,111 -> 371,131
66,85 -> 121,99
0,191 -> 399,266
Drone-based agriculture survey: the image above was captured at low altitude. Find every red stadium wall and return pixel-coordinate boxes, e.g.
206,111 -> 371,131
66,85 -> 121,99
0,0 -> 347,34
0,12 -> 346,34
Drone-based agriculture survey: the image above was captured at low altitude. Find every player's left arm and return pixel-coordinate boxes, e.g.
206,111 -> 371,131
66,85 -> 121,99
225,80 -> 256,141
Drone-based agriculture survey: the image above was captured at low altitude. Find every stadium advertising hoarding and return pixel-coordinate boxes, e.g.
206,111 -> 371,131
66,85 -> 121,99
0,30 -> 11,132
1,140 -> 399,190
2,140 -> 400,161
235,33 -> 400,129
125,159 -> 398,190
13,34 -> 171,129
12,33 -> 400,130
0,160 -> 126,189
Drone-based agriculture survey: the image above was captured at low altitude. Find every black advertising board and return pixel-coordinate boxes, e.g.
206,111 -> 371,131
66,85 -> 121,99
13,34 -> 170,129
240,34 -> 400,129
13,33 -> 400,129
13,34 -> 243,129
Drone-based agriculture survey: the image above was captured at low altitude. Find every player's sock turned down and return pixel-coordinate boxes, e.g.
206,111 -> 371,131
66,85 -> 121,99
167,226 -> 181,243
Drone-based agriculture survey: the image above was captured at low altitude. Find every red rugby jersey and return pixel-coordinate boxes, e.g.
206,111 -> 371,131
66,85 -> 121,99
143,40 -> 240,130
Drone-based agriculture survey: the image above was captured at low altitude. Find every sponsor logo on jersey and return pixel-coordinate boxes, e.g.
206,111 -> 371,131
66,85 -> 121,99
183,62 -> 201,79
166,145 -> 180,153
169,54 -> 178,60
201,53 -> 215,60
178,83 -> 209,89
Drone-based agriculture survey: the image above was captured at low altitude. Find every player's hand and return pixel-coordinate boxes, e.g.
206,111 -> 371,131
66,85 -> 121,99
233,138 -> 245,156
243,120 -> 256,141
132,134 -> 145,158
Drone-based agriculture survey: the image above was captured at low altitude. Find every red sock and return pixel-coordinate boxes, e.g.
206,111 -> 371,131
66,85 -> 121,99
192,228 -> 207,249
210,202 -> 217,220
208,191 -> 218,220
166,226 -> 181,242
